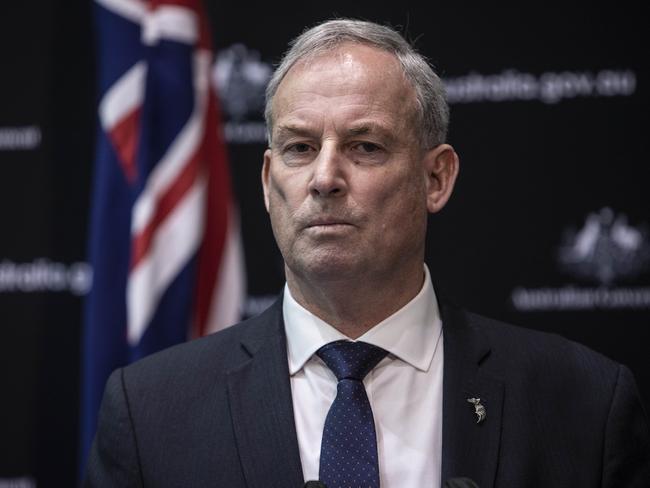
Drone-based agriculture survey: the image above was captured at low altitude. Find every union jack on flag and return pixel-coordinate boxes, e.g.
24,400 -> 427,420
80,0 -> 245,468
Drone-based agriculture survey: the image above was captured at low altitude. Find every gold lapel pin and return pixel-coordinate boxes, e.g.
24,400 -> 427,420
467,397 -> 486,424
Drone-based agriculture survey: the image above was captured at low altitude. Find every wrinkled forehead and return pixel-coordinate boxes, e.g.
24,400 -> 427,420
271,43 -> 419,135
277,42 -> 412,96
290,41 -> 403,76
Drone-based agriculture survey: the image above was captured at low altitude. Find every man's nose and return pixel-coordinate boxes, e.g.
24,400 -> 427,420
308,147 -> 347,198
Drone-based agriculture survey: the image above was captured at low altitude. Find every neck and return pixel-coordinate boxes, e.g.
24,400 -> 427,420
286,262 -> 425,339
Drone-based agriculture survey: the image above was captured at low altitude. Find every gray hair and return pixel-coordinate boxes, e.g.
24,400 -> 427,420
264,19 -> 449,149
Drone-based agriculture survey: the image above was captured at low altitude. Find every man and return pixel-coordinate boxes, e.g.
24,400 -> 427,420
85,19 -> 649,487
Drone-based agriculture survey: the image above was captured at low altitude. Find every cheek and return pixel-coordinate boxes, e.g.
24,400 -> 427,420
269,165 -> 314,207
375,173 -> 427,230
377,167 -> 426,206
267,170 -> 306,239
268,170 -> 289,203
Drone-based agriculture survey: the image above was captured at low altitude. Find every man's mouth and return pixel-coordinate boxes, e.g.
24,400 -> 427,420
304,217 -> 355,231
307,220 -> 349,227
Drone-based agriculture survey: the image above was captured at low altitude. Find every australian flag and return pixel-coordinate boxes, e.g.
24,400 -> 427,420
80,0 -> 246,471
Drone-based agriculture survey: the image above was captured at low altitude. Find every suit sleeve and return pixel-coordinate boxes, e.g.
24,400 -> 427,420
83,368 -> 143,488
601,365 -> 650,487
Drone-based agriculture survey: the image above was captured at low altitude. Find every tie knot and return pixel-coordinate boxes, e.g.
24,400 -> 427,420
317,340 -> 388,381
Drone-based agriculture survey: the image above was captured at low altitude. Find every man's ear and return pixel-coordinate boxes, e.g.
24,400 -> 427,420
423,144 -> 459,213
261,149 -> 272,212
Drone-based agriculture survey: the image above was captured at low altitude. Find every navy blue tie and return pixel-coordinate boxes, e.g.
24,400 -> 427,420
317,340 -> 388,488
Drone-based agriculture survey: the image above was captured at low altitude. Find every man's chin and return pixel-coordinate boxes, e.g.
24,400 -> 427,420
287,252 -> 365,283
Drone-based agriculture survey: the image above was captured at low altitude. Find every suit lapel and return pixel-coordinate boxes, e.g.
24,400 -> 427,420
440,302 -> 504,488
227,300 -> 304,488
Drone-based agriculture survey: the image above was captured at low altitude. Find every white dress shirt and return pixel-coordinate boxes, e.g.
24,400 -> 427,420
284,266 -> 444,488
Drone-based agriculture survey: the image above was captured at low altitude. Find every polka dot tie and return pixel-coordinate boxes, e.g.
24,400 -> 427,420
317,340 -> 388,488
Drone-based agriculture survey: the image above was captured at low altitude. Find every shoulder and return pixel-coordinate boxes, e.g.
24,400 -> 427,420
447,304 -> 624,395
486,310 -> 614,365
119,298 -> 283,392
456,307 -> 650,481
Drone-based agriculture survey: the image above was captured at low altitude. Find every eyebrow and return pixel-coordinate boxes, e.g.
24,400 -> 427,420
347,123 -> 386,136
347,122 -> 396,144
274,124 -> 315,142
273,121 -> 396,145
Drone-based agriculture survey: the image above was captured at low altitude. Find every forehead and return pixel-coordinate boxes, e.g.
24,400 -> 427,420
271,43 -> 417,135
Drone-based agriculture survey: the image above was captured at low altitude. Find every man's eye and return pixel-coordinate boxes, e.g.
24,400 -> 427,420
286,143 -> 313,153
349,142 -> 388,165
356,142 -> 380,153
281,142 -> 317,166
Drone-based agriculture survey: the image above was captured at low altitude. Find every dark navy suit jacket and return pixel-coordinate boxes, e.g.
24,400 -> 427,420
84,298 -> 650,487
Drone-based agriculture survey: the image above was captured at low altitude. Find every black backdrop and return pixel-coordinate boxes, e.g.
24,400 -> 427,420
0,2 -> 647,486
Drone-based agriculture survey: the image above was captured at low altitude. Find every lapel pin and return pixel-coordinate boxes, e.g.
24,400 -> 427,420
467,397 -> 486,424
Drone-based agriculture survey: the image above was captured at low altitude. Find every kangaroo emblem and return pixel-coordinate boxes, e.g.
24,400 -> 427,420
467,397 -> 486,424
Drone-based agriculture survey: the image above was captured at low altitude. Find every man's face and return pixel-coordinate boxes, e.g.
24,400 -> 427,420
262,43 -> 434,285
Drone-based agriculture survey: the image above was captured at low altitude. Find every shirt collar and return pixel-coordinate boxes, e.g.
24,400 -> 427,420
283,265 -> 442,375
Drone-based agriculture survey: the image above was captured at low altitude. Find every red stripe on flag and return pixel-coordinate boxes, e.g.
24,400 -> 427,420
108,106 -> 141,183
192,89 -> 232,336
130,152 -> 202,269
